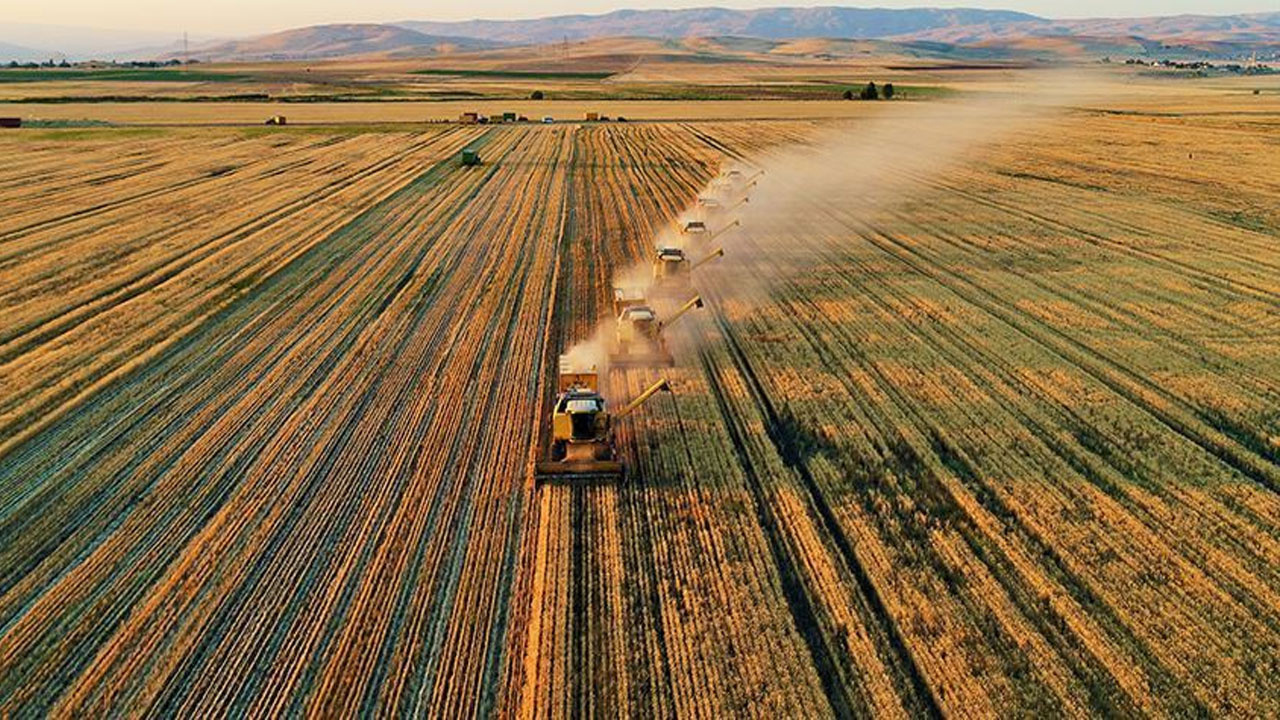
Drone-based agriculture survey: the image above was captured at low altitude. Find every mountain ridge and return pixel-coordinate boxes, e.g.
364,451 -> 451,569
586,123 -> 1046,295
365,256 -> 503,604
7,7 -> 1279,64
398,7 -> 1043,44
177,23 -> 500,62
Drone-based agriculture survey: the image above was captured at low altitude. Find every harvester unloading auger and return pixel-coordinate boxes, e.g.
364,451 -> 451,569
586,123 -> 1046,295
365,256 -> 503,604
535,356 -> 670,483
704,220 -> 740,244
609,294 -> 704,368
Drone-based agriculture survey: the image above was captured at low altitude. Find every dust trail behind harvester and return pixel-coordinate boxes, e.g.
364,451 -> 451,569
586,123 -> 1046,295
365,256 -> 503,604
690,70 -> 1106,312
569,70 -> 1103,372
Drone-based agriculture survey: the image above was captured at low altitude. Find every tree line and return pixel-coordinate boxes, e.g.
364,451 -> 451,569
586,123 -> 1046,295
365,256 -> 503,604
843,82 -> 895,100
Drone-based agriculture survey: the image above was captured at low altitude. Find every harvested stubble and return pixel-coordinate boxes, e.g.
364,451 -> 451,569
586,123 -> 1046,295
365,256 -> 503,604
1,107 -> 1278,718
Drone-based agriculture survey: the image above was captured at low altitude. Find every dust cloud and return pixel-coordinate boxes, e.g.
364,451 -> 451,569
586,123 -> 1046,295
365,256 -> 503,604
688,69 -> 1108,315
566,69 -> 1107,373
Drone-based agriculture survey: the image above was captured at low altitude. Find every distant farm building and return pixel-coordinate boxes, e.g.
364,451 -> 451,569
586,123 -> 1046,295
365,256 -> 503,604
460,112 -> 479,124
585,112 -> 600,122
264,115 -> 287,126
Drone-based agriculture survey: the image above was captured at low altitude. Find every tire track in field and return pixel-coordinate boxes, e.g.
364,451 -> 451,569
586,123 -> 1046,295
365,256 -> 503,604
699,300 -> 942,719
760,195 -> 1272,712
749,254 -> 1189,715
811,199 -> 1280,494
0,134 -> 361,247
0,132 -> 458,355
919,175 -> 1280,305
0,126 -> 550,707
0,131 -> 481,462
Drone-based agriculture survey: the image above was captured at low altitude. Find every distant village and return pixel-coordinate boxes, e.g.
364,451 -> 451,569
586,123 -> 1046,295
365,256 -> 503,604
1119,57 -> 1278,75
4,59 -> 199,69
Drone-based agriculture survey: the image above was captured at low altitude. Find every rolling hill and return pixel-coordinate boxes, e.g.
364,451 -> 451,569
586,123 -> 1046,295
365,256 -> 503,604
399,7 -> 1042,45
184,24 -> 499,62
902,12 -> 1280,44
0,41 -> 50,63
8,9 -> 1280,65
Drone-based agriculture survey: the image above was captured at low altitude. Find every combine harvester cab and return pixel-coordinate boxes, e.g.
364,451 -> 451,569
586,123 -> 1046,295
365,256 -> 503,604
682,218 -> 708,235
535,356 -> 671,484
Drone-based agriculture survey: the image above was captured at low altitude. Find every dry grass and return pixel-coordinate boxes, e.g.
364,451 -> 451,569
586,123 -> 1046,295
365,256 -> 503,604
0,73 -> 1278,716
0,99 -> 904,124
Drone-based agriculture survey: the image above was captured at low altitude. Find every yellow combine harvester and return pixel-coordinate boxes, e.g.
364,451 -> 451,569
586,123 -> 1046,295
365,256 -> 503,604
651,246 -> 723,294
609,294 -> 704,368
535,356 -> 670,483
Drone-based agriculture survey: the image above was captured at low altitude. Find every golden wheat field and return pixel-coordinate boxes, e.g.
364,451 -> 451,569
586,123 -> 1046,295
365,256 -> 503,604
1,78 -> 1279,717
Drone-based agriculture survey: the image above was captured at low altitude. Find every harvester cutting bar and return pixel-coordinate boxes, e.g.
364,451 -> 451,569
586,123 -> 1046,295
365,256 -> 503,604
608,351 -> 674,369
535,459 -> 623,483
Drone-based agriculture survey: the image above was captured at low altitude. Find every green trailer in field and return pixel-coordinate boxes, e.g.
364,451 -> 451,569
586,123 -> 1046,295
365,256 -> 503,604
461,148 -> 481,166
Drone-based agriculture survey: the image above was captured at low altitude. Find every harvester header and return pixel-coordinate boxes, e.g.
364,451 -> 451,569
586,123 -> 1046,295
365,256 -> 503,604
557,355 -> 599,392
613,286 -> 648,316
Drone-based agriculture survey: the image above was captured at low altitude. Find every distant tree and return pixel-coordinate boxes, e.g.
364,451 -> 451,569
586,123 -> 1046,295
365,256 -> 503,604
883,82 -> 895,99
58,59 -> 71,68
842,88 -> 853,100
530,90 -> 544,100
860,81 -> 879,100
6,61 -> 16,69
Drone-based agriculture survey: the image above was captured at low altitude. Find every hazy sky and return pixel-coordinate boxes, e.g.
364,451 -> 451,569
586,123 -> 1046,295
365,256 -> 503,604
5,1 -> 1276,37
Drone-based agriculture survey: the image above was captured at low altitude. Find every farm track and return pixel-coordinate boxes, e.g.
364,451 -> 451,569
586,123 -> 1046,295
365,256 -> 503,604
1,109 -> 1279,717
